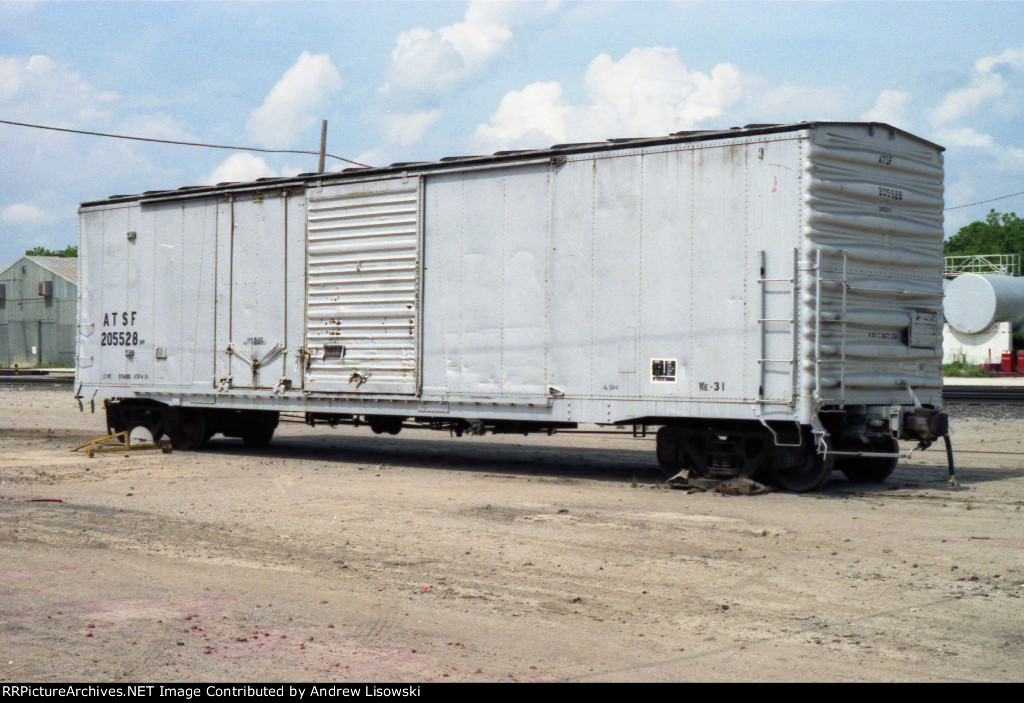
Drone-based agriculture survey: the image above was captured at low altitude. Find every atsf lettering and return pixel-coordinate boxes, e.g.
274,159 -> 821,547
103,311 -> 137,327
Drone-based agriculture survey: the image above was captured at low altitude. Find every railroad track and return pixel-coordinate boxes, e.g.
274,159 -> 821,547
942,385 -> 1024,404
0,372 -> 75,385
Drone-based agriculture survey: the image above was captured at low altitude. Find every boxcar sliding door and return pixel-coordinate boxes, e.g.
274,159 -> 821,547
303,177 -> 422,395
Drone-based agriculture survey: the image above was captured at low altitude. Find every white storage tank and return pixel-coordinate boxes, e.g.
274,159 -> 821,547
943,273 -> 1024,333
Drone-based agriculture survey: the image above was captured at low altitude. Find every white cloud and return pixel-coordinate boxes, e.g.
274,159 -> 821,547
932,73 -> 1005,125
931,45 -> 1024,125
862,90 -> 911,125
380,0 -> 556,101
942,176 -> 982,234
473,81 -> 570,149
473,48 -> 749,151
2,203 -> 53,225
0,53 -> 199,244
587,49 -> 746,132
976,46 -> 1024,74
204,153 -> 280,185
0,1 -> 41,25
745,82 -> 854,123
437,1 -> 516,69
935,127 -> 996,149
0,53 -> 118,123
118,113 -> 198,142
366,2 -> 559,153
384,27 -> 465,98
347,148 -> 390,170
245,51 -> 342,148
384,109 -> 443,147
935,127 -> 1024,175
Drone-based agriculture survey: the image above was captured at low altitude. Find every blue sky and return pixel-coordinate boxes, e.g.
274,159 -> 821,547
1,1 -> 1023,266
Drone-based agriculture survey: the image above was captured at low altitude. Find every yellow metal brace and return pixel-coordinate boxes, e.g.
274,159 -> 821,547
71,431 -> 172,458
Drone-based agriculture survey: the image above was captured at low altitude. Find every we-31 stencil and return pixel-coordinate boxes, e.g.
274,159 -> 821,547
651,359 -> 677,383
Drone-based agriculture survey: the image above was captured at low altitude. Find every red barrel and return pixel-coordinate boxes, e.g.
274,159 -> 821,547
1017,351 -> 1024,372
1002,350 -> 1014,372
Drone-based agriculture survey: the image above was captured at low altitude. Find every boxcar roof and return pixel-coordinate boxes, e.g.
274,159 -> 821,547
80,121 -> 943,208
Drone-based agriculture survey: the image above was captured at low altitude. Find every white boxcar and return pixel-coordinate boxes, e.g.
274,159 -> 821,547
76,122 -> 949,490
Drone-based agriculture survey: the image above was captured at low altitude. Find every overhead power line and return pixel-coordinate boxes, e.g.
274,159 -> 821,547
0,118 -> 370,168
945,190 -> 1024,211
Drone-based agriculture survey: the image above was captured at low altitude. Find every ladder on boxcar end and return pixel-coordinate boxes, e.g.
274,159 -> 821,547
754,247 -> 803,447
755,248 -> 852,443
813,248 -> 850,409
756,247 -> 800,408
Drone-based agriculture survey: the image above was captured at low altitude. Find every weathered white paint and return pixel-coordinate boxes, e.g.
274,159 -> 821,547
77,122 -> 946,426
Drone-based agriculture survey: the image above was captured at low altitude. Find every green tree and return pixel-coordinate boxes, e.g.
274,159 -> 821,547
24,244 -> 77,257
944,210 -> 1024,261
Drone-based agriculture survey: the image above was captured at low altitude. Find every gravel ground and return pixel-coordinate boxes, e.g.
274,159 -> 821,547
1,387 -> 1022,682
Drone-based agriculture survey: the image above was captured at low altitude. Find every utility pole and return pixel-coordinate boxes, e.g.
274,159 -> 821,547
318,120 -> 327,174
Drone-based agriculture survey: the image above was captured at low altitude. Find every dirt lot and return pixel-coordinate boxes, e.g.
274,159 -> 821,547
0,385 -> 1021,682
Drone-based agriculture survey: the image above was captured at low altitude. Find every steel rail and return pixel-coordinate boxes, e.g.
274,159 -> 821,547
942,385 -> 1024,405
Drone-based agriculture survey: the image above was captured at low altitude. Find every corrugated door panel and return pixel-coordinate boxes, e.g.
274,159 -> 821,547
305,177 -> 421,395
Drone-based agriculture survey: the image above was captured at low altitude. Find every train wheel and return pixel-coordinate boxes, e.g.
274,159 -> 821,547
656,455 -> 686,479
241,424 -> 275,448
169,409 -> 207,450
838,437 -> 900,484
655,426 -> 690,479
240,411 -> 278,448
117,403 -> 166,443
773,447 -> 832,492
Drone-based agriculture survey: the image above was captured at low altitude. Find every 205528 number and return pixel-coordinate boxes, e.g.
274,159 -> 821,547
101,331 -> 139,346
